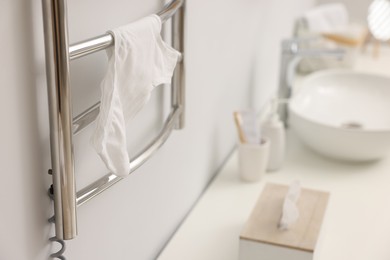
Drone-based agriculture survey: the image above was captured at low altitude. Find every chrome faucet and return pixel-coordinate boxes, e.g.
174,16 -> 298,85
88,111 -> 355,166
278,38 -> 345,125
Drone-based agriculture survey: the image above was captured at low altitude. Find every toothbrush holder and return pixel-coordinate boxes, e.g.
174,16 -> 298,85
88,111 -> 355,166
238,138 -> 270,182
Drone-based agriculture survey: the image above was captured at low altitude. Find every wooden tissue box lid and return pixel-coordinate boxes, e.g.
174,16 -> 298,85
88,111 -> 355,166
240,183 -> 329,253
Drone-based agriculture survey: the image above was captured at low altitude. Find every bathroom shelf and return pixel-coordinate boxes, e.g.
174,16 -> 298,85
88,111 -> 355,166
158,131 -> 390,260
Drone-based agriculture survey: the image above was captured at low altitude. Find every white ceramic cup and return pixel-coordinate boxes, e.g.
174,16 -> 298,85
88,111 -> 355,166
238,138 -> 270,182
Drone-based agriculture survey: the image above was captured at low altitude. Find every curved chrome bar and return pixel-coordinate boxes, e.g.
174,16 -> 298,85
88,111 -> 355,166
73,102 -> 100,135
76,106 -> 182,207
69,0 -> 184,60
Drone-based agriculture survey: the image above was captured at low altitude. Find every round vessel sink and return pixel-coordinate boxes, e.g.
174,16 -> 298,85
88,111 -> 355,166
289,69 -> 390,161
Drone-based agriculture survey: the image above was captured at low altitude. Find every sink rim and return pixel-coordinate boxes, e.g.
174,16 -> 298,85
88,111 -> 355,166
290,69 -> 390,134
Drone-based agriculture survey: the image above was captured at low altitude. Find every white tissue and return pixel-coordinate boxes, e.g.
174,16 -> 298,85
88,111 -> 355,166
278,181 -> 301,230
91,14 -> 181,177
304,3 -> 349,33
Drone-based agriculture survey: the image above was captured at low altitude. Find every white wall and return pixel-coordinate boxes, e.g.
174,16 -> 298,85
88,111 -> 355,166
0,0 -> 314,259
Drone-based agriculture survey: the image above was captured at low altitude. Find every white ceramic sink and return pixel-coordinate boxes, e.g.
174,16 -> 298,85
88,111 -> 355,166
289,69 -> 390,161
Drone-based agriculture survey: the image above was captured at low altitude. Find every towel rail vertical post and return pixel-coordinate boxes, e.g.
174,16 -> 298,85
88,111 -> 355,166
42,0 -> 77,240
172,1 -> 185,129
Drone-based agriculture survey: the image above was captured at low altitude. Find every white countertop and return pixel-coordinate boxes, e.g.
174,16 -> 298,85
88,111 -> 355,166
158,47 -> 390,260
158,131 -> 390,260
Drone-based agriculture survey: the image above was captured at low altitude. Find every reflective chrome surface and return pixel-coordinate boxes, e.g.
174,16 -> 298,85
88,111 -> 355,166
73,102 -> 100,135
43,0 -> 185,240
42,0 -> 78,240
76,0 -> 185,206
76,106 -> 182,206
71,0 -> 185,134
278,38 -> 345,125
69,34 -> 113,60
172,1 -> 185,129
69,0 -> 184,60
368,0 -> 390,41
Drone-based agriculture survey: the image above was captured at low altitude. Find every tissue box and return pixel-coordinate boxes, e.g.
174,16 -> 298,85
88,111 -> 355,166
239,183 -> 329,260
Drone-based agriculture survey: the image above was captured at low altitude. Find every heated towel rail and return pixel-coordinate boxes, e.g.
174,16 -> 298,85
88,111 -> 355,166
42,0 -> 185,240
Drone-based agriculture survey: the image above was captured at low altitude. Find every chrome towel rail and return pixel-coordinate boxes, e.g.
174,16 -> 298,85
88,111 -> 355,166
69,0 -> 182,60
42,0 -> 185,240
76,106 -> 182,207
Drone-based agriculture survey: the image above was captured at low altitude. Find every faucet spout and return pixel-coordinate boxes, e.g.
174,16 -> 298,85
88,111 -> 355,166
278,38 -> 345,125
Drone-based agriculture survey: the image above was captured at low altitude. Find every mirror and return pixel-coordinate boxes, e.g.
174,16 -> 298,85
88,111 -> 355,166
368,0 -> 390,41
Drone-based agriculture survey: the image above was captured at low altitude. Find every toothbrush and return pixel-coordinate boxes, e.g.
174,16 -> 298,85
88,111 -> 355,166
233,112 -> 247,144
